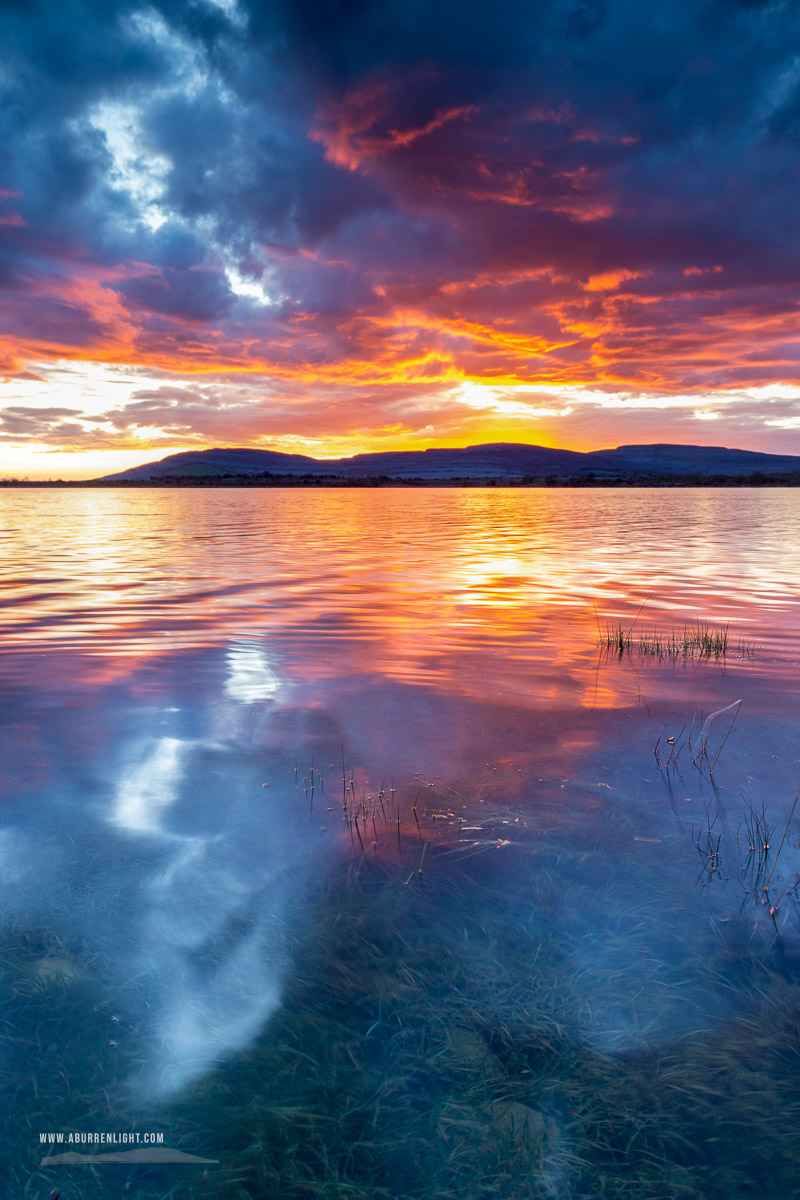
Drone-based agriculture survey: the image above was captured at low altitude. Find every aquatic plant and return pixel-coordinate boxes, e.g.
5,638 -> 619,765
653,699 -> 742,779
597,620 -> 733,659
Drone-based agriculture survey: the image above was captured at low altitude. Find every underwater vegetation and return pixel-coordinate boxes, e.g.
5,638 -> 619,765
173,848 -> 800,1200
8,751 -> 800,1200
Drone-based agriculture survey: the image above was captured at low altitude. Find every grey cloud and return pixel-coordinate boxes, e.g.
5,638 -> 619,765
110,267 -> 235,322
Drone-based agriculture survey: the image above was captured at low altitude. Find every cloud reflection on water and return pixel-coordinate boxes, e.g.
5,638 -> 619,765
100,642 -> 312,1097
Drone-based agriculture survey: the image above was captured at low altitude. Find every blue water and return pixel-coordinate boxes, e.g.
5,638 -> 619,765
3,487 -> 800,1198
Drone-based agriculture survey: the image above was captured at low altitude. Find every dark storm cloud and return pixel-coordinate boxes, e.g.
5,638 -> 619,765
3,0 -> 800,428
0,294 -> 114,348
110,266 -> 235,322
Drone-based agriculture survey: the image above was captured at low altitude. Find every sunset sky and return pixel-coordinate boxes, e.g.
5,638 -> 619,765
3,0 -> 800,478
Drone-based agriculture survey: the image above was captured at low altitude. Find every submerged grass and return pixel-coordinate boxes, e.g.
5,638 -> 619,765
9,794 -> 800,1200
136,842 -> 800,1199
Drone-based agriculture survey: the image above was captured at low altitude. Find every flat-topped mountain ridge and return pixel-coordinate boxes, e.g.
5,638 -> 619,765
95,442 -> 800,482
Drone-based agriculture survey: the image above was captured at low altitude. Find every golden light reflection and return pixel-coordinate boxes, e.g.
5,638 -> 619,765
2,486 -> 779,721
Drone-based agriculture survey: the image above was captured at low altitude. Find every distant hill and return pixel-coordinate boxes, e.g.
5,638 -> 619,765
92,442 -> 800,483
586,443 -> 800,475
96,443 -> 585,481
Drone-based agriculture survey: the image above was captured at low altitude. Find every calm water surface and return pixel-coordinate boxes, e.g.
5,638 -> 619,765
3,488 -> 800,1199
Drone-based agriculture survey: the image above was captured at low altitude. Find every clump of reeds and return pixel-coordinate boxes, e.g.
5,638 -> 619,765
598,621 -> 732,659
738,797 -> 774,895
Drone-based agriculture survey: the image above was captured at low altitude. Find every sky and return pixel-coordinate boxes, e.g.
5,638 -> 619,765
3,0 -> 800,478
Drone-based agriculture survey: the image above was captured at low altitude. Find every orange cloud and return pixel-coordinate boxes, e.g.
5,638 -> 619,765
309,77 -> 479,172
584,269 -> 648,292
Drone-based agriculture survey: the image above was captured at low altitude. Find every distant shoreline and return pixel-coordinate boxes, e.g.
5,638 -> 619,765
4,473 -> 800,489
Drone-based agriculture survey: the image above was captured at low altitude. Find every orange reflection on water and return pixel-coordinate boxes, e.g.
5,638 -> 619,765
1,487 -> 799,715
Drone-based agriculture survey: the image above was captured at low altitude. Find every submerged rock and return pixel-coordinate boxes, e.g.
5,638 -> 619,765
490,1100 -> 558,1157
446,1028 -> 561,1164
447,1026 -> 504,1079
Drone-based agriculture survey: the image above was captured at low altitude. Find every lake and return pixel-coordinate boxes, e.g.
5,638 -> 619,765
3,487 -> 800,1199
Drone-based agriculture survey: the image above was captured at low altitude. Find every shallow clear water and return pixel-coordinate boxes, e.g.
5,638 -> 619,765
3,487 -> 800,1199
